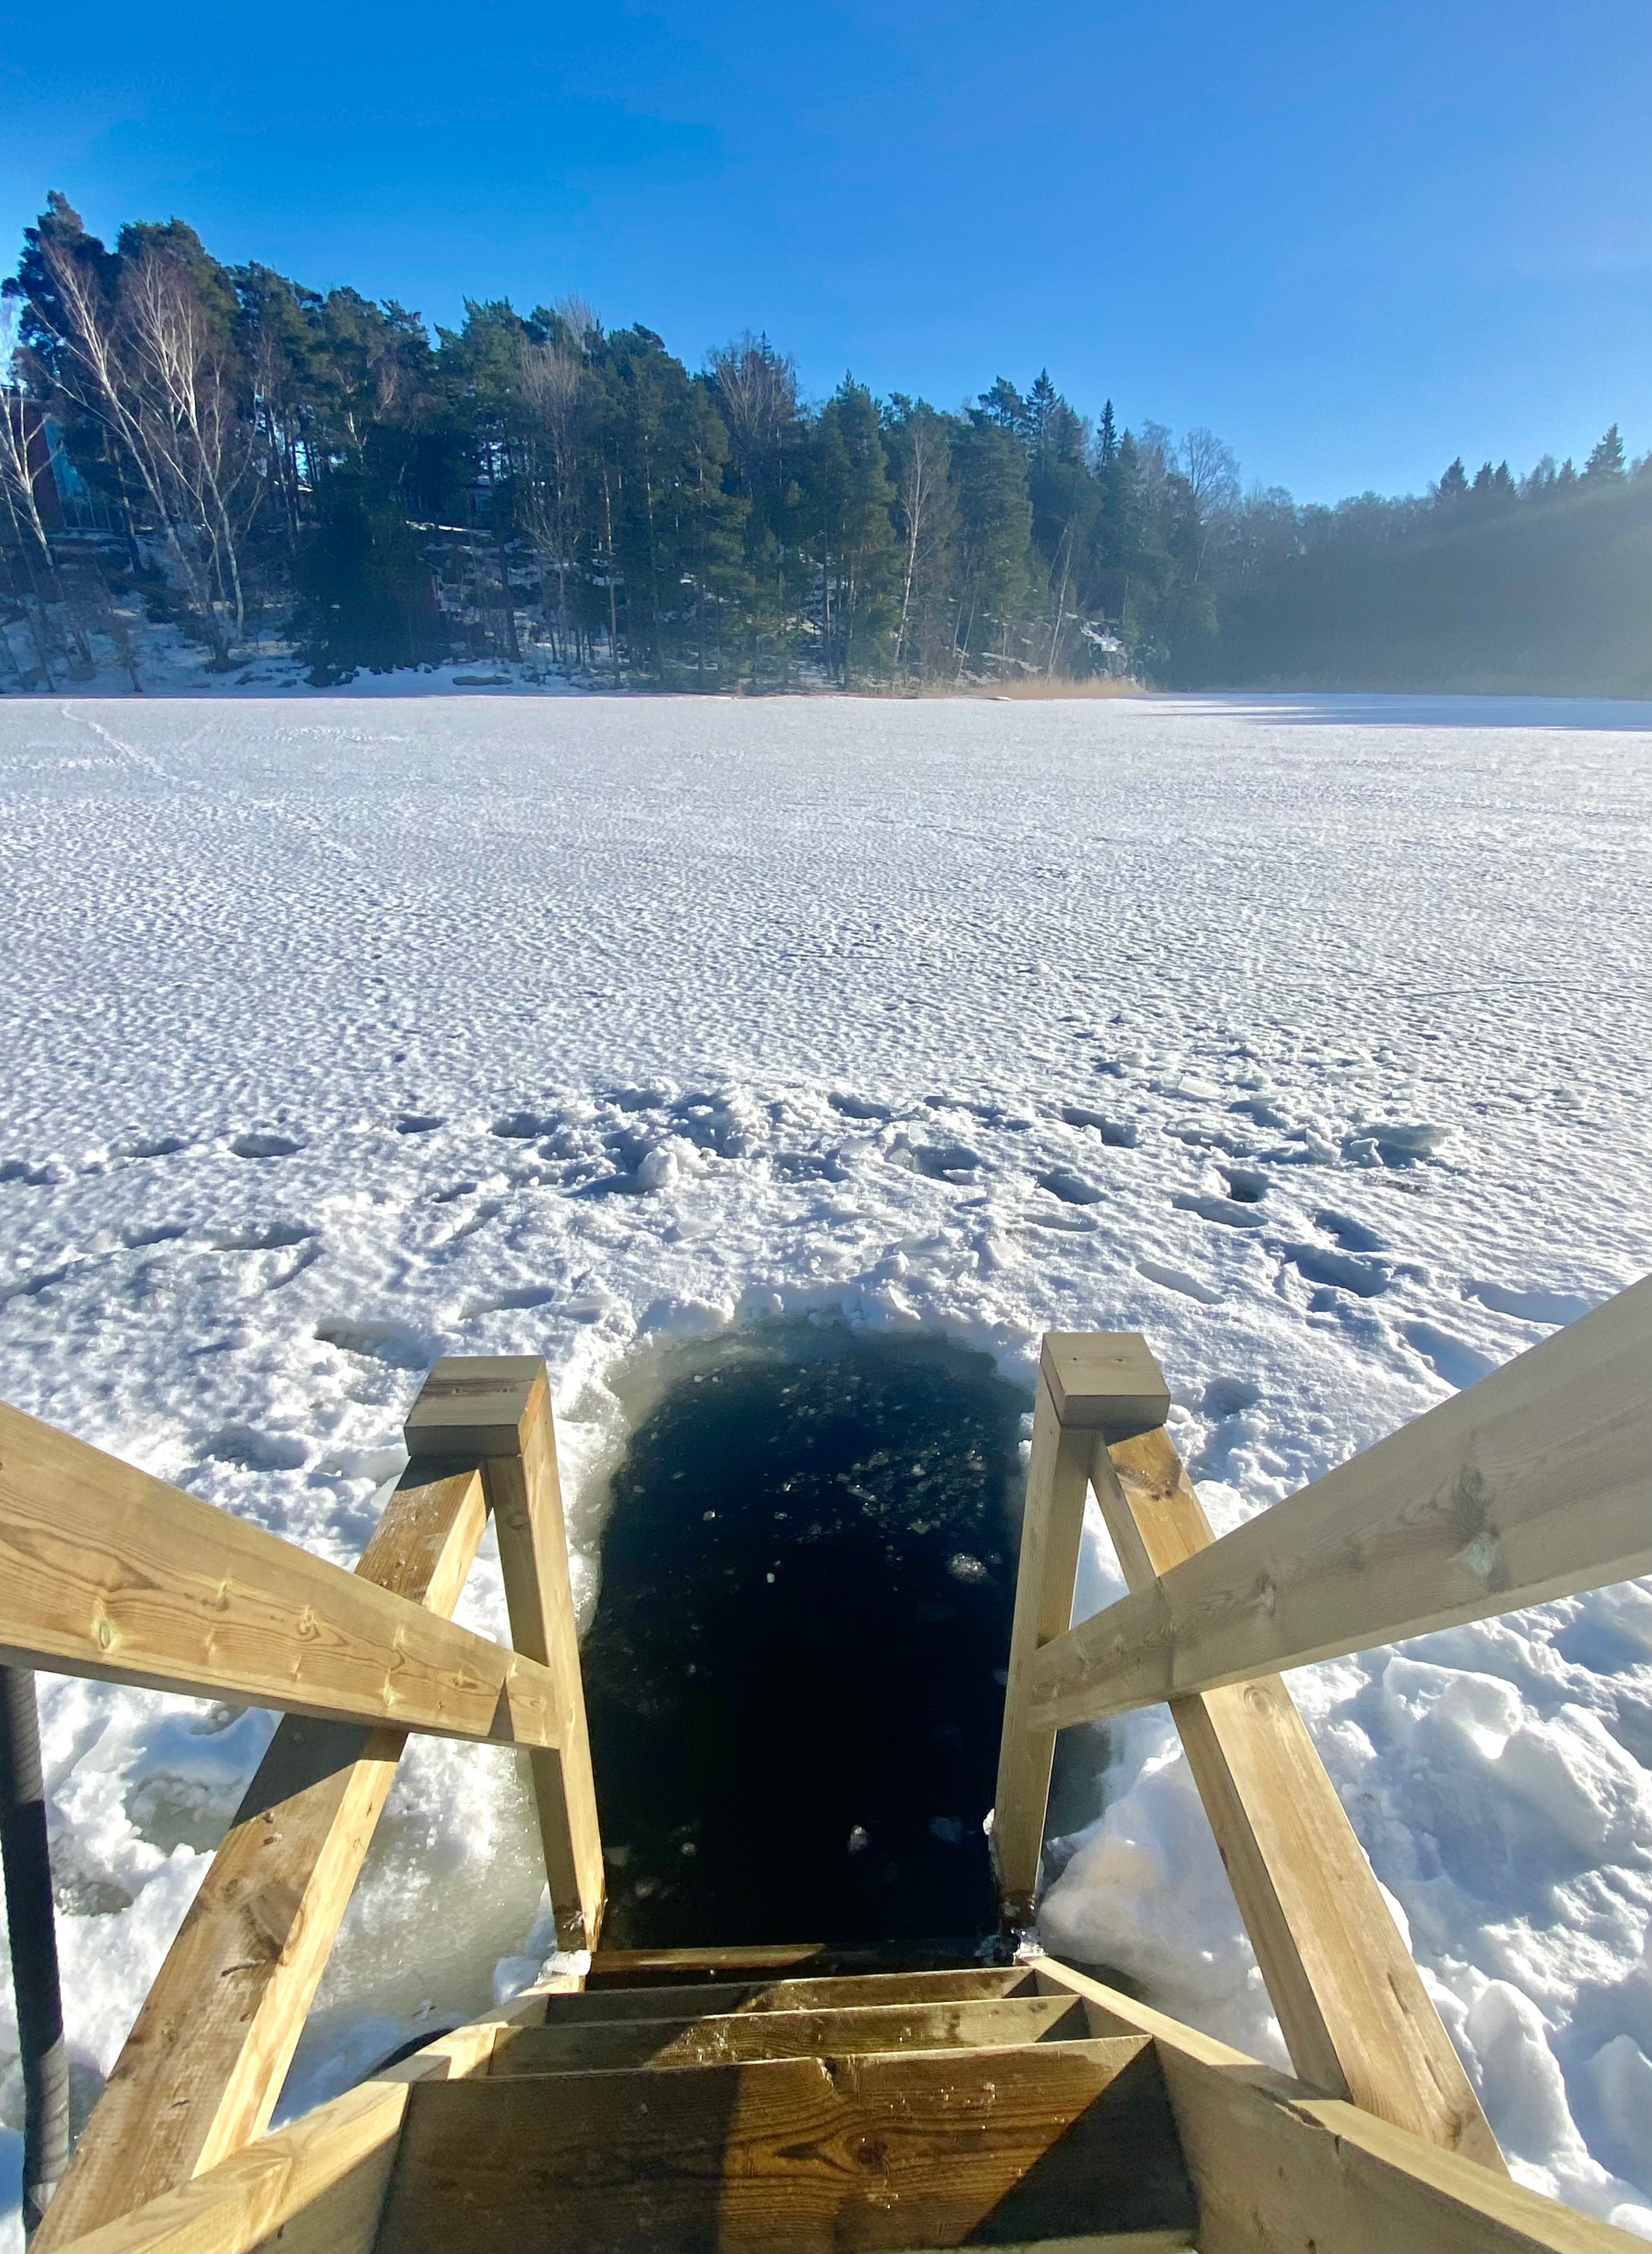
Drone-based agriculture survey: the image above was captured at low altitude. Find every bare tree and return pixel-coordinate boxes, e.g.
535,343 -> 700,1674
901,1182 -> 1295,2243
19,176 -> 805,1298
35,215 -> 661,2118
40,239 -> 257,663
514,335 -> 586,666
887,401 -> 952,676
705,332 -> 799,475
1181,427 -> 1241,519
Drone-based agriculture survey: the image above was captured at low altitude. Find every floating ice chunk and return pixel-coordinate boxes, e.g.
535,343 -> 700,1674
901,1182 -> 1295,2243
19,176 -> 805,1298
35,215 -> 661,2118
947,1552 -> 987,1583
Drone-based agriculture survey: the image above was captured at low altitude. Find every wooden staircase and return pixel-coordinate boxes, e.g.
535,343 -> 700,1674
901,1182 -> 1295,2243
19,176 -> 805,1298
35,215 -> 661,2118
0,1280 -> 1645,2250
373,1961 -> 1194,2253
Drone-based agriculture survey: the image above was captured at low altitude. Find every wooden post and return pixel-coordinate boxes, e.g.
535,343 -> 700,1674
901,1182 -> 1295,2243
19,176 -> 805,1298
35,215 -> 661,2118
35,1467 -> 490,2252
1092,1421 -> 1503,2169
992,1336 -> 1169,1923
1026,1275 -> 1651,1731
405,1358 -> 604,1953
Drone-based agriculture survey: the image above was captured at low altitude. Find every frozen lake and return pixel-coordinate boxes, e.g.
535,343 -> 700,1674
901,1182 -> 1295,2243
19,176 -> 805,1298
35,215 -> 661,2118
1,688 -> 1650,2236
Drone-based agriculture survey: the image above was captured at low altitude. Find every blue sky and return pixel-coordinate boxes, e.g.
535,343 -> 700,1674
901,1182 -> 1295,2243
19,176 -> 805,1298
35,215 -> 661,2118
2,0 -> 1646,500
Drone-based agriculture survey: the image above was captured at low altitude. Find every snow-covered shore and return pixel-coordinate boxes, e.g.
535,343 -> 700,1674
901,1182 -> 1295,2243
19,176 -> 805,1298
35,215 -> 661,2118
0,690 -> 1648,2238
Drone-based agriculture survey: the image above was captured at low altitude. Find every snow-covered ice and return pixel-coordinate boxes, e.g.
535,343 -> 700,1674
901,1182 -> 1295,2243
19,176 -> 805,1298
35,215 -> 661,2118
1,688 -> 1650,2238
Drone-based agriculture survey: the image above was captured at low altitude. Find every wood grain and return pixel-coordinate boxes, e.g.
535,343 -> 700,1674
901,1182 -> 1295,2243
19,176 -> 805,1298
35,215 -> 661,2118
1091,1427 -> 1502,2171
404,1358 -> 605,1951
1029,1959 -> 1643,2254
1027,1276 -> 1651,1728
37,1468 -> 490,2251
375,2037 -> 1195,2253
992,1374 -> 1093,1919
543,1967 -> 1035,2024
488,1995 -> 1086,2073
0,1402 -> 562,1748
49,2018 -> 509,2254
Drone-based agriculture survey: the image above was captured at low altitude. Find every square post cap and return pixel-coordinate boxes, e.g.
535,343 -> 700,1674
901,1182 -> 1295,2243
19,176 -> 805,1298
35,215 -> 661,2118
405,1355 -> 549,1458
1040,1332 -> 1170,1437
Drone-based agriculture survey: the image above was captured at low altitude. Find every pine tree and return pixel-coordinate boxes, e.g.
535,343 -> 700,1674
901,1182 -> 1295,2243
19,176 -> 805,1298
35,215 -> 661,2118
1583,425 -> 1626,481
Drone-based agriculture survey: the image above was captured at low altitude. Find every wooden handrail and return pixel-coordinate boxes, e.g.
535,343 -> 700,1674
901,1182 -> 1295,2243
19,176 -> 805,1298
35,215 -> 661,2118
19,1357 -> 604,2248
1023,1275 -> 1650,1732
0,1401 -> 564,1748
35,1465 -> 491,2250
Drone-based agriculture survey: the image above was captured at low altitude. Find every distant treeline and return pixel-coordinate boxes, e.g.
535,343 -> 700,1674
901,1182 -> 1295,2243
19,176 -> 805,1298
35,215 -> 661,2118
2,192 -> 1648,694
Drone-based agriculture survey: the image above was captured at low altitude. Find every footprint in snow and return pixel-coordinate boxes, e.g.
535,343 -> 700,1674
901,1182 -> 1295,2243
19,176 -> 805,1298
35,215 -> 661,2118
314,1320 -> 431,1372
122,1222 -> 189,1248
112,1134 -> 191,1160
829,1093 -> 892,1122
1136,1258 -> 1223,1305
464,1284 -> 559,1318
394,1113 -> 444,1135
0,1158 -> 60,1187
200,1425 -> 309,1472
1036,1169 -> 1105,1206
1286,1242 -> 1391,1297
231,1132 -> 303,1160
1203,1376 -> 1261,1417
1465,1281 -> 1597,1327
212,1222 -> 315,1251
1174,1192 -> 1267,1231
491,1110 -> 557,1139
1314,1209 -> 1387,1253
1219,1167 -> 1269,1204
1059,1107 -> 1138,1147
1401,1323 -> 1496,1390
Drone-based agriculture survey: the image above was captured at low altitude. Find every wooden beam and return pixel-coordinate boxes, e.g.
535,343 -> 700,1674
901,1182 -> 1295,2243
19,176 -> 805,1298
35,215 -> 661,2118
1040,1332 -> 1171,1435
1030,1958 -> 1643,2254
1027,1276 -> 1652,1728
0,1401 -> 563,1749
992,1374 -> 1093,1921
1091,1423 -> 1502,2171
36,1466 -> 489,2252
486,1995 -> 1088,2073
46,2015 -> 511,2254
405,1359 -> 604,1951
375,2037 -> 1195,2252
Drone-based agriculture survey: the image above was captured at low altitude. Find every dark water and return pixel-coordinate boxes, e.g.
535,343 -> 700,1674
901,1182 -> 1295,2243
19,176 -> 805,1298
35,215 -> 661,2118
582,1323 -> 1028,1948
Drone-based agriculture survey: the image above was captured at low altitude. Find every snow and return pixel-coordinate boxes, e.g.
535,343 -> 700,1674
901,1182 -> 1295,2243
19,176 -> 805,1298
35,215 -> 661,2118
0,687 -> 1650,2239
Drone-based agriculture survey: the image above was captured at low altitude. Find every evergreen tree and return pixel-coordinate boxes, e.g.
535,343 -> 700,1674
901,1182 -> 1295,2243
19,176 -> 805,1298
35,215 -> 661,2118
1584,425 -> 1626,481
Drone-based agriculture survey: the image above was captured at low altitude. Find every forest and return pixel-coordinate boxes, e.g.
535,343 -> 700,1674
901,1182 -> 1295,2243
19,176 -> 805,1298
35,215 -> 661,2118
3,193 -> 1649,695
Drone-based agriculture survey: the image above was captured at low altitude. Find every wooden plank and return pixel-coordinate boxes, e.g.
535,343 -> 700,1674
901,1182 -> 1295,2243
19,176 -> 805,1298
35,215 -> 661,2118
0,1401 -> 563,1749
488,1994 -> 1087,2073
1029,1959 -> 1643,2254
49,2018 -> 509,2254
37,1467 -> 490,2252
544,1967 -> 1035,2023
1040,1333 -> 1171,1435
589,1942 -> 830,1976
405,1359 -> 604,1950
1091,1424 -> 1502,2171
1027,1276 -> 1652,1728
992,1374 -> 1093,1920
375,2036 -> 1196,2253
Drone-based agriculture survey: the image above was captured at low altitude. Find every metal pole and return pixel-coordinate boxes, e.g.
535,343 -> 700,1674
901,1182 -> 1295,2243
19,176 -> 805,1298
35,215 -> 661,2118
0,1667 -> 69,2237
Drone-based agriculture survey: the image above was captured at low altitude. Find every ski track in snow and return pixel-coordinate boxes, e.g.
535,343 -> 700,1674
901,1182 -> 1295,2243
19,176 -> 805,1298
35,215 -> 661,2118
0,688 -> 1650,2238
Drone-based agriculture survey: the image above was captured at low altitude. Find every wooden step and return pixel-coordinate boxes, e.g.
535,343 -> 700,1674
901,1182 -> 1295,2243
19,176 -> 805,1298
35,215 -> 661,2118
374,2035 -> 1196,2253
489,1992 -> 1088,2074
536,1965 -> 1035,2024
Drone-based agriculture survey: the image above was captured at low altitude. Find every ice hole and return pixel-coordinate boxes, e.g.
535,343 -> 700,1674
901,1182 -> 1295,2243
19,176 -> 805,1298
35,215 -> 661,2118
583,1320 -> 1026,1949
